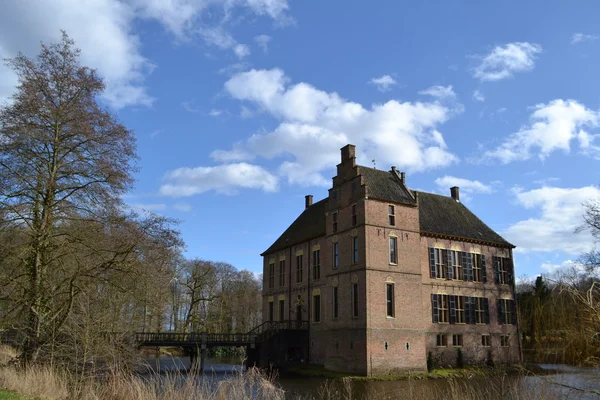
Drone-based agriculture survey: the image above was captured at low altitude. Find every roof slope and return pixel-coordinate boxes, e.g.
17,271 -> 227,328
417,191 -> 514,247
261,198 -> 327,255
359,167 -> 416,205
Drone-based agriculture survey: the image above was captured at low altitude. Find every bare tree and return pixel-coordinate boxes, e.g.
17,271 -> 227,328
0,32 -> 142,364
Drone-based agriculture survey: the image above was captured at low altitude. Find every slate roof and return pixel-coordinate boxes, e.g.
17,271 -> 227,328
359,167 -> 417,206
262,168 -> 513,255
416,191 -> 514,247
261,198 -> 328,255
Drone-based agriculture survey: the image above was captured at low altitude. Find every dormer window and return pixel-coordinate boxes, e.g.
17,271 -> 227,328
388,205 -> 395,226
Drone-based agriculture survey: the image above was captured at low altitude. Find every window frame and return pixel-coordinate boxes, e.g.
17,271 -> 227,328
352,236 -> 359,264
436,333 -> 447,347
351,203 -> 357,226
452,334 -> 463,347
481,335 -> 490,347
279,299 -> 285,321
332,286 -> 339,319
352,283 -> 359,318
333,242 -> 339,269
279,260 -> 285,287
501,335 -> 510,347
438,294 -> 449,323
332,211 -> 338,233
389,236 -> 398,264
312,250 -> 321,280
455,296 -> 465,324
386,283 -> 395,318
433,248 -> 447,279
313,294 -> 321,323
268,262 -> 275,289
268,300 -> 274,322
388,205 -> 396,226
296,255 -> 303,284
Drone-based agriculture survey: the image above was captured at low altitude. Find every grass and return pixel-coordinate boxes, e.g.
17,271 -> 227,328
0,390 -> 26,400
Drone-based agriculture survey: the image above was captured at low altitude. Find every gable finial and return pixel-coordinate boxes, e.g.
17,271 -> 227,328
372,159 -> 376,169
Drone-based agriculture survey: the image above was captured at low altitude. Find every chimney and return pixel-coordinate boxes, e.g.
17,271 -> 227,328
400,172 -> 406,186
305,195 -> 313,209
450,186 -> 460,202
340,144 -> 356,163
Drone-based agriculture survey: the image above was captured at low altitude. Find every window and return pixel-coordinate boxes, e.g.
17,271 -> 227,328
279,299 -> 285,321
268,263 -> 275,289
332,287 -> 339,319
351,204 -> 357,226
352,181 -> 357,193
432,294 -> 449,323
429,248 -> 447,279
450,250 -> 463,280
332,211 -> 338,233
474,297 -> 489,324
352,236 -> 359,263
313,294 -> 321,323
455,296 -> 465,324
482,335 -> 490,347
312,250 -> 321,280
473,254 -> 486,282
386,283 -> 395,318
493,257 -> 514,285
296,255 -> 303,283
452,334 -> 463,347
501,335 -> 510,347
388,205 -> 395,226
436,334 -> 447,347
352,283 -> 359,317
498,299 -> 516,325
268,301 -> 274,322
389,237 -> 398,264
279,260 -> 285,287
333,242 -> 339,268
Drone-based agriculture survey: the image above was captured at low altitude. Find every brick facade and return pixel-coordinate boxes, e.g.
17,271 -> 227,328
261,144 -> 520,375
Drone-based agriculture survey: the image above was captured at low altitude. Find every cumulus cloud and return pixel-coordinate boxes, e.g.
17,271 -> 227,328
483,99 -> 600,163
472,42 -> 542,81
215,68 -> 460,186
0,0 -> 291,107
434,176 -> 493,200
369,75 -> 397,92
504,186 -> 600,254
571,33 -> 599,45
472,90 -> 485,102
254,34 -> 272,52
160,162 -> 279,196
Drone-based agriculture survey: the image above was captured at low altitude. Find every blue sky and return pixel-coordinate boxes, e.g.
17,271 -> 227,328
2,0 -> 600,279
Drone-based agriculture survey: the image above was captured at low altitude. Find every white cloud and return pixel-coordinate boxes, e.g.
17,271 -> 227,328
541,260 -> 586,274
504,186 -> 600,254
160,162 -> 279,196
233,43 -> 251,58
0,0 -> 291,107
182,100 -> 201,113
216,68 -> 460,186
483,99 -> 600,163
571,33 -> 599,45
209,109 -> 223,117
369,75 -> 397,92
434,176 -> 493,198
473,90 -> 485,102
0,0 -> 154,109
254,34 -> 272,52
419,85 -> 457,100
472,42 -> 542,81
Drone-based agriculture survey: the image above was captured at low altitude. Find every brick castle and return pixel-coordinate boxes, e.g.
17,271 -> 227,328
261,144 -> 520,375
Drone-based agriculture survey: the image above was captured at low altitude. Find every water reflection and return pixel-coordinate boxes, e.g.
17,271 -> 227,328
142,356 -> 600,400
